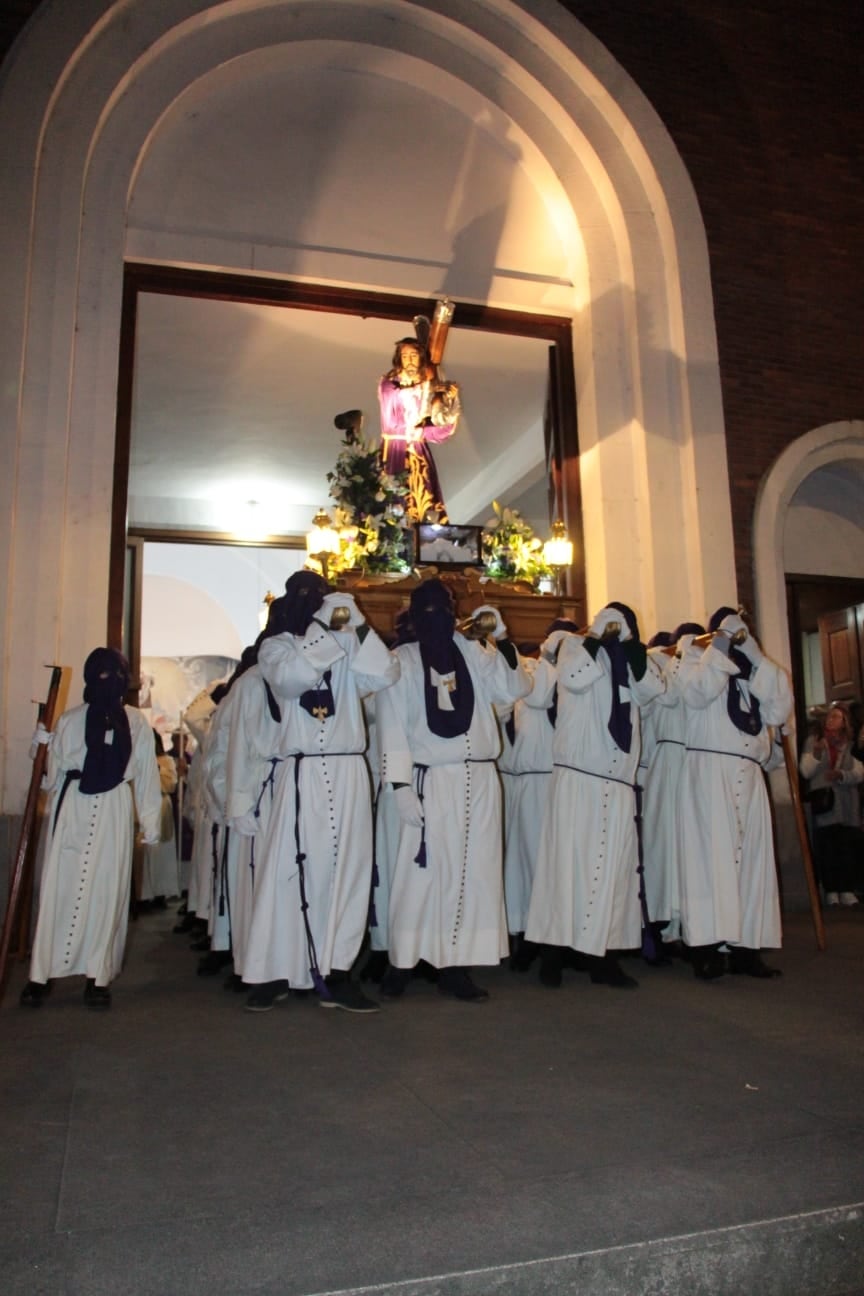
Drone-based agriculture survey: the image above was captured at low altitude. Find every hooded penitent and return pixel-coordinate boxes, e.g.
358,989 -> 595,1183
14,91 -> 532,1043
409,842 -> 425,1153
672,621 -> 706,641
601,602 -> 641,754
410,578 -> 474,738
282,571 -> 330,635
79,648 -> 133,793
708,606 -> 762,735
544,617 -> 580,730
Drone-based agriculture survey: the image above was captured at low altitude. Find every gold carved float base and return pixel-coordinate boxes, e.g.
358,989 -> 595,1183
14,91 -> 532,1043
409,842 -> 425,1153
334,567 -> 584,647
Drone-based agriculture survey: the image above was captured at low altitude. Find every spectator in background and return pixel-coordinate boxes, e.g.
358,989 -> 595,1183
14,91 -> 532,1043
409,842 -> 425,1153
800,703 -> 864,906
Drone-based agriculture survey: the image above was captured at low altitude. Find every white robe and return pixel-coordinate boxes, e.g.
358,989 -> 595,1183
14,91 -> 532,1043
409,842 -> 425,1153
677,642 -> 792,948
224,664 -> 297,978
203,690 -> 238,952
376,636 -> 532,969
526,636 -> 665,957
30,705 -> 161,986
640,650 -> 687,937
181,688 -> 217,901
365,694 -> 400,953
140,753 -> 180,900
243,622 -> 399,989
497,656 -> 556,934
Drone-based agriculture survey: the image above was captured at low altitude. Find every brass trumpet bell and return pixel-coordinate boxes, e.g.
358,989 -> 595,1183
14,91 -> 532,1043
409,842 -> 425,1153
328,605 -> 351,629
458,609 -> 499,639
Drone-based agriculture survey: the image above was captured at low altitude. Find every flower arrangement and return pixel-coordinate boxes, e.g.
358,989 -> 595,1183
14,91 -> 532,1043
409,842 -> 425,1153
481,500 -> 551,585
325,429 -> 412,575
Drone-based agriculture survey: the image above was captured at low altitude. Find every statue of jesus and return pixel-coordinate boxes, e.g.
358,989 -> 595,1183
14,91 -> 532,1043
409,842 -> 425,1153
378,337 -> 461,523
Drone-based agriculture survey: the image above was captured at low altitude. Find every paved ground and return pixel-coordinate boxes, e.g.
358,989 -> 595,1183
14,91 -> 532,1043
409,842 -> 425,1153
1,907 -> 863,1295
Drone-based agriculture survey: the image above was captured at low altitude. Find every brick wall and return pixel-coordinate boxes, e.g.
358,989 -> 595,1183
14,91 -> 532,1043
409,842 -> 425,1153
563,0 -> 864,616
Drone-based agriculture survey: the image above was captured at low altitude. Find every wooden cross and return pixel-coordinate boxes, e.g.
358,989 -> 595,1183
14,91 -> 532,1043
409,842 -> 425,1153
312,705 -> 329,720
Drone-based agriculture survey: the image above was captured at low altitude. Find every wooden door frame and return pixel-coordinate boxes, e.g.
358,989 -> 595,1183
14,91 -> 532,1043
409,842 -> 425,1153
785,573 -> 864,742
108,263 -> 585,651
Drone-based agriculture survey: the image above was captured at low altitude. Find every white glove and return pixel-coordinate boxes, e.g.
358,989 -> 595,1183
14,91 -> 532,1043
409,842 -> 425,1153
142,835 -> 161,847
589,607 -> 631,642
540,628 -> 571,662
718,612 -> 747,640
470,604 -> 508,640
29,722 -> 52,760
231,810 -> 260,837
394,786 -> 424,827
320,591 -> 365,628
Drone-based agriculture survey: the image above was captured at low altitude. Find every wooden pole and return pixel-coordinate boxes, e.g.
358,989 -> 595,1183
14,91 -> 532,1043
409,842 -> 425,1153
781,729 -> 825,951
0,666 -> 65,1000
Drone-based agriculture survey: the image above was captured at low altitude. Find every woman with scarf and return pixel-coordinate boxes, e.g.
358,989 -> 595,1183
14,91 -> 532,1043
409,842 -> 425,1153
376,579 -> 531,1001
676,608 -> 793,979
799,703 -> 864,906
20,648 -> 161,1009
526,603 -> 665,989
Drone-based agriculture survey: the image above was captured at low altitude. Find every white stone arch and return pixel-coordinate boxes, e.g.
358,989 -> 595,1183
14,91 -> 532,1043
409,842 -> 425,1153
754,420 -> 864,673
0,0 -> 733,808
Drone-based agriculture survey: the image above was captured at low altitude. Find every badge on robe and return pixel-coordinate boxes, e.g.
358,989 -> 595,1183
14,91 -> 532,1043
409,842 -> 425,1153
299,670 -> 335,721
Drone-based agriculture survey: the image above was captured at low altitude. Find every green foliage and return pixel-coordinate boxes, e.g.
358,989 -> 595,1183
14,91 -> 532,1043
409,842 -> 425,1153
325,431 -> 411,574
482,500 -> 551,584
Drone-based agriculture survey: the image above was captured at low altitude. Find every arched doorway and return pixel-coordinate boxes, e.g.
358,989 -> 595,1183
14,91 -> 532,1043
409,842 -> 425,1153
1,0 -> 732,808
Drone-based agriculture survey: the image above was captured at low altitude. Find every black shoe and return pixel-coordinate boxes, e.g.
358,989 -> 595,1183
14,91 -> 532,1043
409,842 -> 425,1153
189,933 -> 211,952
320,978 -> 380,1013
359,950 -> 390,983
197,950 -> 233,976
84,980 -> 112,1009
245,980 -> 290,1012
19,980 -> 49,1008
728,948 -> 782,978
689,944 -> 726,981
539,949 -> 563,988
224,973 -> 245,993
379,966 -> 411,998
438,968 -> 489,1002
588,955 -> 639,989
509,936 -> 539,972
172,912 -> 196,934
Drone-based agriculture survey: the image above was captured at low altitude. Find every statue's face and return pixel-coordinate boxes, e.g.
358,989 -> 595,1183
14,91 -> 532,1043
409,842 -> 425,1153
398,344 -> 422,380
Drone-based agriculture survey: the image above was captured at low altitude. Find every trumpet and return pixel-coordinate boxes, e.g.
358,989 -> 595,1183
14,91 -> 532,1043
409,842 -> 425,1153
457,609 -> 499,640
691,627 -> 748,649
328,605 -> 352,629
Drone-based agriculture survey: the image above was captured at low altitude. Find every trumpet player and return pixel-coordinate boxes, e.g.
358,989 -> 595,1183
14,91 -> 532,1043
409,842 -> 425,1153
497,621 -> 578,971
375,579 -> 531,1002
677,607 -> 792,979
639,623 -> 706,956
240,573 -> 399,1013
525,603 -> 666,989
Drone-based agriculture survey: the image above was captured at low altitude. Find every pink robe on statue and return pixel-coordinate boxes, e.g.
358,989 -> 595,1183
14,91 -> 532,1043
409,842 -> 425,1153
378,377 -> 456,520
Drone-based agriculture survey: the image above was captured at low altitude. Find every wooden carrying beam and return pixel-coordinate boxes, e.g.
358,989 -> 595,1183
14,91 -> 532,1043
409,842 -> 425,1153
0,666 -> 65,1000
781,729 -> 826,951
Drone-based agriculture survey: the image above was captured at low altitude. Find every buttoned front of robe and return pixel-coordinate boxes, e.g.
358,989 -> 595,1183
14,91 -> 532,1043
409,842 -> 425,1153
526,636 -> 665,957
243,622 -> 399,988
30,704 -> 161,986
676,642 -> 792,948
377,635 -> 531,969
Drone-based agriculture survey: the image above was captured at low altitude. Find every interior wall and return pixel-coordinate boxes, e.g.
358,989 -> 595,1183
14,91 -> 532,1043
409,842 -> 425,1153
142,543 -> 308,655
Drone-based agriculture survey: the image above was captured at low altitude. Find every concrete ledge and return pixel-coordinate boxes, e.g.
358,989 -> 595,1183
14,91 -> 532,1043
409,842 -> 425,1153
313,1203 -> 864,1296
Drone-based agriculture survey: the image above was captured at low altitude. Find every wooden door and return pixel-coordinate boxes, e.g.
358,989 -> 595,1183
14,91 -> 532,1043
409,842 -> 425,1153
818,604 -> 864,703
